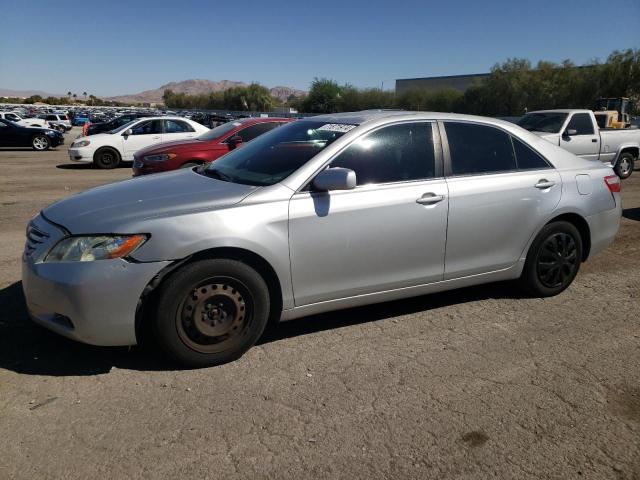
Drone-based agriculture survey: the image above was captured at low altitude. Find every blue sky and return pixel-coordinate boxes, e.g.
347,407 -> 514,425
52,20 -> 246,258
0,0 -> 638,96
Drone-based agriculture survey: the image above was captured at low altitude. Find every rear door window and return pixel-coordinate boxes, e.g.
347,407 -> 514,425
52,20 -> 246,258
164,119 -> 195,133
511,137 -> 551,170
444,122 -> 517,175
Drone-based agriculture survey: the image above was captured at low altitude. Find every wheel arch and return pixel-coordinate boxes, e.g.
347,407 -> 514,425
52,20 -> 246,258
135,247 -> 283,345
615,145 -> 639,163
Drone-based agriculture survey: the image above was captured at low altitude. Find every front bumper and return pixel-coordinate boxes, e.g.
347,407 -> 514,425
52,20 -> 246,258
68,147 -> 92,162
22,255 -> 170,346
21,214 -> 170,346
50,135 -> 65,147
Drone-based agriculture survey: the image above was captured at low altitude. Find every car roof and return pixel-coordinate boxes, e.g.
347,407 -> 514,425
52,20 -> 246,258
526,109 -> 588,115
231,117 -> 293,124
305,110 -> 520,130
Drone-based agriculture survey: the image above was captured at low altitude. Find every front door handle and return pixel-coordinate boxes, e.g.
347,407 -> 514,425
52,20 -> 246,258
152,136 -> 161,140
591,138 -> 598,143
416,193 -> 445,205
535,179 -> 556,189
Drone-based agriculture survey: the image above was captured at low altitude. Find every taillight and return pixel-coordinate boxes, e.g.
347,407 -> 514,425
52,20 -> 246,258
604,175 -> 621,193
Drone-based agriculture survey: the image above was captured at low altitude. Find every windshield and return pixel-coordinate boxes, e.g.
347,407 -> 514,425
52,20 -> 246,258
202,120 -> 356,186
517,112 -> 568,133
109,119 -> 139,134
198,121 -> 244,141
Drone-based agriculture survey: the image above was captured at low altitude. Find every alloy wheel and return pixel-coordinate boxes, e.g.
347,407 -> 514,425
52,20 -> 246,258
33,136 -> 48,150
618,157 -> 631,176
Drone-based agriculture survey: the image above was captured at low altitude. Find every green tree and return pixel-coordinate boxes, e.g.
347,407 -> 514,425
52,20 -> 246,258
302,78 -> 342,113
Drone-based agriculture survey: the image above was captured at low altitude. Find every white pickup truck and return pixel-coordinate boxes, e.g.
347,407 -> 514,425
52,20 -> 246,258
517,109 -> 640,178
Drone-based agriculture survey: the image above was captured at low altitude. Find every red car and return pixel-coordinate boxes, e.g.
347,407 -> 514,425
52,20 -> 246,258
132,117 -> 293,176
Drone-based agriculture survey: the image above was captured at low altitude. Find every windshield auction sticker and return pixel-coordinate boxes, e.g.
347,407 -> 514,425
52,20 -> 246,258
317,124 -> 357,133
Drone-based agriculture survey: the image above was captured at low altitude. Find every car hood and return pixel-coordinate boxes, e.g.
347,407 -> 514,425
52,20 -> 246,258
531,131 -> 560,141
43,168 -> 257,233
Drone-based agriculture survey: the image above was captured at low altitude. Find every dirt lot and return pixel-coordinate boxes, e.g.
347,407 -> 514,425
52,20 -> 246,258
1,128 -> 639,479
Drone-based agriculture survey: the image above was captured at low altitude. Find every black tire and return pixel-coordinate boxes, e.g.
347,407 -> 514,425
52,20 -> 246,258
520,221 -> 582,297
31,134 -> 50,151
180,162 -> 200,169
614,152 -> 634,179
93,148 -> 121,169
153,259 -> 270,368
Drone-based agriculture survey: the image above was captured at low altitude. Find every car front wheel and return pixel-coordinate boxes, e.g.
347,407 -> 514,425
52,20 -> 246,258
153,259 -> 270,368
32,135 -> 50,151
520,221 -> 582,297
93,148 -> 121,169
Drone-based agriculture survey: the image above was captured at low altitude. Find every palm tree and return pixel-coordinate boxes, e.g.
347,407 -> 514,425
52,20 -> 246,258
72,93 -> 77,102
83,91 -> 87,101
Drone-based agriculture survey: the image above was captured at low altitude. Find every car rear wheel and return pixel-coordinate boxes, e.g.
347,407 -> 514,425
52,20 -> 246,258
520,221 -> 582,297
93,148 -> 121,169
32,135 -> 50,151
614,152 -> 634,179
153,259 -> 270,368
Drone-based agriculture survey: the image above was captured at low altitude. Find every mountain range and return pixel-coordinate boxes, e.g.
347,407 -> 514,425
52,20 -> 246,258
0,79 -> 307,104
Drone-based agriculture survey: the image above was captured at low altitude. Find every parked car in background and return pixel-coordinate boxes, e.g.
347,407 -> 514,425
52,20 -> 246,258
72,113 -> 90,126
133,117 -> 292,176
68,116 -> 209,168
85,113 -> 154,136
23,111 -> 621,367
0,118 -> 64,150
0,112 -> 47,128
518,109 -> 640,178
38,113 -> 72,132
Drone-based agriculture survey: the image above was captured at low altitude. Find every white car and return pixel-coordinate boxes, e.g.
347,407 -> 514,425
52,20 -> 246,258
39,113 -> 72,132
0,112 -> 47,128
68,116 -> 209,169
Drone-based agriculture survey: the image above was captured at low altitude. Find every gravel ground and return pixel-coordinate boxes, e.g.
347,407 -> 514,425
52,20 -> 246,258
1,128 -> 639,479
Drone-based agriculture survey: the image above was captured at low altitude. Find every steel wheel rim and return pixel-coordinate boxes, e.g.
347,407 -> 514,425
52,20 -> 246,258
176,277 -> 253,354
536,232 -> 578,288
102,152 -> 114,165
33,137 -> 47,150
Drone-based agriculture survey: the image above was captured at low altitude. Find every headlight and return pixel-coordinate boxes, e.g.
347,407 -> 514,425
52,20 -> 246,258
46,130 -> 56,136
44,234 -> 148,262
143,153 -> 176,162
73,139 -> 90,148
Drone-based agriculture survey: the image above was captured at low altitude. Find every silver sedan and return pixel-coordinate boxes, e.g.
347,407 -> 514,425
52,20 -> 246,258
22,111 -> 622,367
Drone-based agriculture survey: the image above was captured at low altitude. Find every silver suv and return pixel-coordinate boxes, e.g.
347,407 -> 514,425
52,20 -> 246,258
22,111 -> 621,367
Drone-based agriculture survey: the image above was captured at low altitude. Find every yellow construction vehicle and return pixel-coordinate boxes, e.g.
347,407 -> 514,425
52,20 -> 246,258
594,110 -> 627,129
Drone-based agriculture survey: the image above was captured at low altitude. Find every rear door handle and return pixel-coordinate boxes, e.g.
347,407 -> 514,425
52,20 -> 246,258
535,179 -> 556,189
416,193 -> 445,205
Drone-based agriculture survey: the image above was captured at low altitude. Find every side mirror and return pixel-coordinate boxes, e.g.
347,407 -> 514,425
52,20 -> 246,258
563,128 -> 577,138
124,128 -> 133,136
312,167 -> 357,191
227,135 -> 243,148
